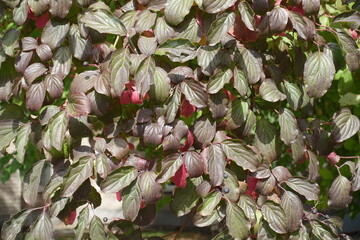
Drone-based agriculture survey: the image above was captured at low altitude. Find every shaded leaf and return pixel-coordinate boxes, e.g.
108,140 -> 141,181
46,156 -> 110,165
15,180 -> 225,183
221,139 -> 259,172
259,79 -> 286,102
328,175 -> 353,209
1,209 -> 33,240
170,178 -> 200,216
281,191 -> 303,232
122,180 -> 142,221
226,202 -> 250,239
165,0 -> 194,26
61,156 -> 93,197
304,51 -> 335,98
89,216 -> 106,240
26,212 -> 54,240
254,119 -> 281,163
100,166 -> 138,193
41,19 -> 70,49
81,10 -> 126,35
202,144 -> 226,186
279,108 -> 300,145
184,151 -> 204,178
331,108 -> 360,142
138,171 -> 162,204
208,67 -> 232,94
261,201 -> 287,234
181,79 -> 208,108
285,177 -> 320,201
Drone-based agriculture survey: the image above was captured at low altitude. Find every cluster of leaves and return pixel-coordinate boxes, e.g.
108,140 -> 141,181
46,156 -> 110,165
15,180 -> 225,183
1,0 -> 360,239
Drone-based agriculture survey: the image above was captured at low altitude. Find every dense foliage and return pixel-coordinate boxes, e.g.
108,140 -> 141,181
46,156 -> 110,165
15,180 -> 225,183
1,0 -> 360,239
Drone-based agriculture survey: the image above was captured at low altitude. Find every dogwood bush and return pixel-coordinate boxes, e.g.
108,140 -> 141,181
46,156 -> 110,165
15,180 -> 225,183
1,0 -> 360,239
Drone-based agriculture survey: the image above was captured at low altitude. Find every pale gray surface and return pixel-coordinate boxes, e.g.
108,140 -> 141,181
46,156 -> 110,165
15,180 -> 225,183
0,171 -> 21,223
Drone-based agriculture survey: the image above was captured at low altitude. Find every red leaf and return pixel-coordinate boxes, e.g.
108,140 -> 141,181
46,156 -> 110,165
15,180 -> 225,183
180,98 -> 196,118
172,164 -> 187,188
64,210 -> 77,225
116,192 -> 122,202
120,90 -> 132,105
35,12 -> 49,28
179,130 -> 194,152
131,90 -> 143,104
140,201 -> 147,209
289,4 -> 304,16
245,176 -> 259,199
228,15 -> 258,43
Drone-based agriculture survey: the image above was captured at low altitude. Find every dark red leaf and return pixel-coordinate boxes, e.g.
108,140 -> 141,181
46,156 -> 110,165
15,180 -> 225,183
180,98 -> 196,118
179,130 -> 194,152
172,164 -> 187,188
229,15 -> 258,42
116,192 -> 122,202
64,211 -> 76,225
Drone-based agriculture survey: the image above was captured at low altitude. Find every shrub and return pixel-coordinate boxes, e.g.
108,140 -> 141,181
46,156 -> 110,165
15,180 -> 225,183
1,0 -> 360,239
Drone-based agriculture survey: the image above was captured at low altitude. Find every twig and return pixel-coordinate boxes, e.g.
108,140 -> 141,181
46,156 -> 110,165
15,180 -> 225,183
161,210 -> 196,239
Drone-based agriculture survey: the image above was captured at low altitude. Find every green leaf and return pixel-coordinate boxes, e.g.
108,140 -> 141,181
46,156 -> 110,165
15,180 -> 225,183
0,119 -> 19,151
68,24 -> 92,61
89,216 -> 107,240
100,166 -> 138,193
74,206 -> 90,240
49,0 -> 72,18
154,17 -> 176,44
156,39 -> 197,63
259,79 -> 286,102
26,212 -> 54,240
233,67 -> 249,98
331,108 -> 360,143
328,175 -> 353,209
66,92 -> 91,117
238,1 -> 255,31
198,190 -> 222,216
237,45 -> 262,84
239,195 -> 257,224
135,57 -> 156,96
165,0 -> 194,25
202,144 -> 226,186
110,47 -> 131,97
138,171 -> 162,204
226,99 -> 249,130
211,231 -> 234,240
170,178 -> 200,216
61,156 -> 93,197
1,209 -> 33,240
197,45 -> 222,76
1,28 -> 20,57
226,202 -> 250,240
281,191 -> 303,232
303,51 -> 336,98
284,177 -> 320,201
279,108 -> 300,145
310,220 -> 339,240
134,9 -> 156,33
122,180 -> 141,221
261,201 -> 287,234
221,139 -> 259,172
119,10 -> 138,32
51,46 -> 72,79
194,206 -> 225,227
333,10 -> 360,29
43,111 -> 68,152
207,12 -> 235,45
177,17 -> 202,43
222,169 -> 240,202
208,67 -> 233,94
23,159 -> 46,206
149,67 -> 171,103
41,19 -> 70,50
269,7 -> 289,32
165,85 -> 182,123
199,0 -> 237,14
181,79 -> 208,108
283,81 -> 303,111
157,154 -> 183,183
13,0 -> 28,26
138,36 -> 157,56
254,119 -> 281,163
81,10 -> 126,35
